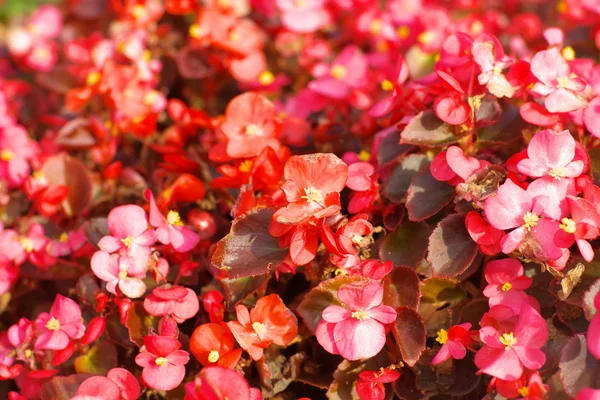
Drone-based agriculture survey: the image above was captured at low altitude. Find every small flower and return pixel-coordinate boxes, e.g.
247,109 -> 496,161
226,294 -> 298,361
34,295 -> 86,350
431,323 -> 473,365
316,280 -> 397,360
143,285 -> 199,323
483,259 -> 532,313
0,124 -> 39,187
356,367 -> 401,400
91,252 -> 147,298
308,46 -> 368,99
189,323 -> 242,369
135,335 -> 189,391
184,366 -> 258,400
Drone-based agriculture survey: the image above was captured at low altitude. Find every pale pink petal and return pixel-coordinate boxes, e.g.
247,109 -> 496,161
446,340 -> 467,360
337,281 -> 384,311
98,236 -> 123,253
107,205 -> 149,239
141,363 -> 186,391
333,318 -> 386,360
168,225 -> 199,253
368,305 -> 397,324
34,329 -> 69,350
322,305 -> 351,323
484,179 -> 532,230
315,320 -> 339,355
500,226 -> 527,254
475,345 -> 523,381
118,278 -> 146,299
545,88 -> 587,113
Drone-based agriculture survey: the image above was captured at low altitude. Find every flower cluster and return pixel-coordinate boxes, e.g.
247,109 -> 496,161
3,0 -> 600,399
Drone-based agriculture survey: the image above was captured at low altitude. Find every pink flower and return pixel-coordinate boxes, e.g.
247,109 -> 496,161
98,204 -> 156,255
576,388 -> 600,400
483,259 -> 532,313
484,178 -> 561,254
430,146 -> 487,186
0,223 -> 55,268
75,368 -> 140,400
143,285 -> 199,323
586,291 -> 600,359
530,48 -> 587,113
184,365 -> 259,400
472,34 -> 516,98
34,295 -> 86,350
316,280 -> 396,360
517,129 -> 584,180
276,0 -> 330,34
146,189 -> 199,252
431,323 -> 473,365
465,211 -> 505,255
0,124 -> 39,187
474,304 -> 547,381
308,46 -> 368,99
135,335 -> 189,391
91,252 -> 147,298
554,196 -> 600,262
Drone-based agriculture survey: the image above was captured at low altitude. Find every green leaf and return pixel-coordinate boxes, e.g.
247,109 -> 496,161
74,341 -> 117,375
400,110 -> 458,147
427,214 -> 479,277
212,208 -> 287,279
379,221 -> 430,268
297,275 -> 368,334
421,277 -> 466,307
406,169 -> 455,221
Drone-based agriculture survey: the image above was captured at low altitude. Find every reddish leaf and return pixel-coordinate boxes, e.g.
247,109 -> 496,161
219,275 -> 268,311
40,374 -> 93,400
583,278 -> 600,321
55,118 -> 96,150
125,302 -> 158,347
41,152 -> 92,216
392,306 -> 426,367
379,221 -> 430,268
297,275 -> 369,333
383,266 -> 421,310
383,154 -> 430,203
212,208 -> 287,279
406,169 -> 455,221
559,334 -> 600,397
377,127 -> 412,166
400,110 -> 458,147
427,214 -> 479,277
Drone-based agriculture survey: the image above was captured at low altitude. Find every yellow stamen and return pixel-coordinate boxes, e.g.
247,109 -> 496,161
143,50 -> 152,62
470,21 -> 483,34
45,317 -> 60,331
154,357 -> 168,366
560,218 -> 577,234
418,31 -> 435,44
208,350 -> 220,363
131,4 -> 146,19
436,329 -> 448,344
121,237 -> 134,247
330,64 -> 347,80
189,24 -> 202,39
252,322 -> 266,336
144,90 -> 160,106
228,31 -> 240,42
381,79 -> 394,91
118,269 -> 128,279
357,150 -> 370,162
502,282 -> 512,292
370,19 -> 382,36
523,212 -> 539,231
557,76 -> 570,88
351,310 -> 369,320
518,387 -> 530,397
258,70 -> 275,86
167,210 -> 183,226
239,160 -> 252,173
244,124 -> 261,136
59,232 -> 69,242
468,96 -> 482,110
20,238 -> 34,253
86,71 -> 101,86
549,167 -> 566,179
397,26 -> 410,39
32,47 -> 51,62
1,149 -> 14,161
301,187 -> 323,203
376,41 -> 389,52
499,332 -> 518,350
562,46 -> 576,61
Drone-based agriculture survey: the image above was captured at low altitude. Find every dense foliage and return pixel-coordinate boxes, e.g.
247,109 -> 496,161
2,0 -> 600,399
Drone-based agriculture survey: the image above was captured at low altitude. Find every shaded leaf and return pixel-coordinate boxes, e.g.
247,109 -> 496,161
421,278 -> 466,307
427,214 -> 479,277
559,334 -> 600,396
479,104 -> 526,144
74,341 -> 117,375
41,152 -> 92,216
379,221 -> 430,268
297,275 -> 368,333
383,154 -> 430,203
400,110 -> 457,147
583,278 -> 600,321
383,266 -> 421,310
219,274 -> 268,311
126,302 -> 158,347
55,118 -> 96,150
474,97 -> 501,128
377,127 -> 412,166
392,306 -> 426,366
84,218 -> 109,249
40,374 -> 92,400
212,208 -> 287,279
406,170 -> 455,221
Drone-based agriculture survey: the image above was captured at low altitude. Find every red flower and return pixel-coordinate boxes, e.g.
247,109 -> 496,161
189,323 -> 242,368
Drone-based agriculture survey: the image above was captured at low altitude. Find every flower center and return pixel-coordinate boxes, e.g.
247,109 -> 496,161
32,47 -> 51,62
436,329 -> 448,344
45,317 -> 60,331
397,26 -> 410,39
189,24 -> 202,39
1,149 -> 14,161
351,310 -> 369,320
20,237 -> 34,253
499,332 -> 518,350
357,150 -> 370,162
259,71 -> 275,86
121,237 -> 134,247
560,217 -> 577,234
118,268 -> 128,279
208,350 -> 220,363
502,282 -> 512,292
522,211 -> 539,231
381,79 -> 394,91
155,357 -> 168,366
244,124 -> 261,136
370,19 -> 382,35
144,90 -> 160,106
301,187 -> 323,203
330,64 -> 347,80
562,46 -> 576,61
167,210 -> 184,226
239,160 -> 252,173
468,96 -> 482,110
557,76 -> 570,88
518,387 -> 530,397
549,167 -> 566,179
86,71 -> 101,86
59,232 -> 69,242
252,321 -> 267,336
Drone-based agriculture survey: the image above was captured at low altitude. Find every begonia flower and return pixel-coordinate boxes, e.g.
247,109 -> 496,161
34,295 -> 86,350
483,259 -> 532,313
189,323 -> 242,368
143,285 -> 199,323
135,335 -> 189,391
431,323 -> 473,365
356,368 -> 401,400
